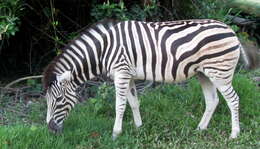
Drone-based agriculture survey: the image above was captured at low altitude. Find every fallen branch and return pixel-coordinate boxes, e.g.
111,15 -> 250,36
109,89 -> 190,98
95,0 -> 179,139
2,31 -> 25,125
0,87 -> 20,92
226,15 -> 256,26
4,75 -> 43,89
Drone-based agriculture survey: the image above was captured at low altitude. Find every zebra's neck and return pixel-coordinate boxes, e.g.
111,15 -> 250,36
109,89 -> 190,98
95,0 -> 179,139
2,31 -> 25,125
53,37 -> 101,86
50,20 -> 119,86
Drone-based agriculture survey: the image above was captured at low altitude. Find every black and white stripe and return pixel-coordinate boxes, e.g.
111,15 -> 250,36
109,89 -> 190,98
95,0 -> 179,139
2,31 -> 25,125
43,19 -> 244,138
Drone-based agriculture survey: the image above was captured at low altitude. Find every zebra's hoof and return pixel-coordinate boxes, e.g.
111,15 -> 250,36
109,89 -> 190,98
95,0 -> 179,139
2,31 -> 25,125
135,122 -> 142,128
196,126 -> 207,131
112,133 -> 119,140
112,130 -> 121,140
229,134 -> 238,139
112,135 -> 117,141
229,131 -> 240,139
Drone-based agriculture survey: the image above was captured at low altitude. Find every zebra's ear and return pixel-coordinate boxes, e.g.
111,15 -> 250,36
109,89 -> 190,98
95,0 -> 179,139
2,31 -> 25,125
56,70 -> 72,83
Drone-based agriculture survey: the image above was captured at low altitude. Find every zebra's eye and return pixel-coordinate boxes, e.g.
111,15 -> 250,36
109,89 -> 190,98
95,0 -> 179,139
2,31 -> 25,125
59,82 -> 67,90
60,82 -> 64,86
61,80 -> 69,87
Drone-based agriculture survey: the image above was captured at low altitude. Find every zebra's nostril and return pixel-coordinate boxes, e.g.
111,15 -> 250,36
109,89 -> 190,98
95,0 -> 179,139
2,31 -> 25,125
48,118 -> 63,134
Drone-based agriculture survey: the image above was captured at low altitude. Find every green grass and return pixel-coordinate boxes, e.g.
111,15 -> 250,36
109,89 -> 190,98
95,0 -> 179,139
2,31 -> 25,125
0,74 -> 259,149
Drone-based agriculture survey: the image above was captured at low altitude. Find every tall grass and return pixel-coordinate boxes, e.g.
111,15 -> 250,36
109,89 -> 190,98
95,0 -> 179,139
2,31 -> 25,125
0,74 -> 259,149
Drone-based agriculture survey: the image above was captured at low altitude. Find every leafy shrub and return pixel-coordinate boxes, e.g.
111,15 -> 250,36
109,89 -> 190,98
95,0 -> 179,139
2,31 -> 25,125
191,0 -> 230,20
91,1 -> 128,21
90,0 -> 162,21
0,0 -> 24,40
88,83 -> 115,115
192,0 -> 260,45
127,3 -> 162,21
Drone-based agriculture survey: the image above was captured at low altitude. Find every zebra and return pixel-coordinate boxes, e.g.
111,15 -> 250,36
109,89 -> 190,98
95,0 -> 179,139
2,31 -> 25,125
42,19 -> 255,139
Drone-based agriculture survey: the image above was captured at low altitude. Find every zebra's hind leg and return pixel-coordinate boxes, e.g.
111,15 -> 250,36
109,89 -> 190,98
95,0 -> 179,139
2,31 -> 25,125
207,74 -> 240,139
197,73 -> 219,130
127,80 -> 142,128
215,83 -> 240,139
112,71 -> 132,140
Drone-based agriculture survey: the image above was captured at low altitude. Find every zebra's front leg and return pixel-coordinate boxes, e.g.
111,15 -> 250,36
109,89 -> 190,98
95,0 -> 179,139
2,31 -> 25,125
127,80 -> 142,128
112,72 -> 131,140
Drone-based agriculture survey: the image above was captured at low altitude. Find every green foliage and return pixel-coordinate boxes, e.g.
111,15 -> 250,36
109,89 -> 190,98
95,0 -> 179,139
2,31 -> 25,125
96,83 -> 115,101
0,0 -> 23,39
91,1 -> 128,21
228,0 -> 260,17
26,79 -> 42,92
191,0 -> 239,29
193,0 -> 230,21
127,3 -> 162,21
90,0 -> 162,21
88,83 -> 115,115
27,101 -> 46,124
0,74 -> 259,148
0,96 -> 45,125
192,0 -> 260,44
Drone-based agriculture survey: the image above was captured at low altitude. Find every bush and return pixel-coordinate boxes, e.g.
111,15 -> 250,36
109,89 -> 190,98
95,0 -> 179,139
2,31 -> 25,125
90,0 -> 162,21
0,0 -> 24,40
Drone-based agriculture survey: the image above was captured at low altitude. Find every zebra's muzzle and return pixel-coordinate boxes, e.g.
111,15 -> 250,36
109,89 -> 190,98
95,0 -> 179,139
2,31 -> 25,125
48,118 -> 63,134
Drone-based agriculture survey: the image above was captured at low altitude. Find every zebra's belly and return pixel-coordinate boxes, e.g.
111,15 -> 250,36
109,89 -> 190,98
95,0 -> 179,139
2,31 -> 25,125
134,65 -> 199,83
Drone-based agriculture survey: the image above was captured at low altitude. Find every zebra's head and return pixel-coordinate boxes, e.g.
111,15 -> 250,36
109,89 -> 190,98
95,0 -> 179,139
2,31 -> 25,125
45,70 -> 78,134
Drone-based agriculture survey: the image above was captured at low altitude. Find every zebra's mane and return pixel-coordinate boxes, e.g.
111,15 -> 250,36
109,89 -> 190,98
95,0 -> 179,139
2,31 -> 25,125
42,19 -> 120,92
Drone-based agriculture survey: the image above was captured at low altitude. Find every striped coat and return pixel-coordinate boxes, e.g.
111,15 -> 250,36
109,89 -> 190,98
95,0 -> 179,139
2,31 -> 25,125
43,19 -> 251,139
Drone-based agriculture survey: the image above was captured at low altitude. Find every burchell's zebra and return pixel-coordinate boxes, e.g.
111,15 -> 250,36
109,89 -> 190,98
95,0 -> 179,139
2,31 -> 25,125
43,19 -> 254,139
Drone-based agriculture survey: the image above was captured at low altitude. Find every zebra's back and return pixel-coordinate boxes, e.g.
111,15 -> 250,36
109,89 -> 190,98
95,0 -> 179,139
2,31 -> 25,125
110,19 -> 240,83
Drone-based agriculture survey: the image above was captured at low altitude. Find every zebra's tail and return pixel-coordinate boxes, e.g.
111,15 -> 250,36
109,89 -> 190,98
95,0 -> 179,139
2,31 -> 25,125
240,41 -> 260,70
